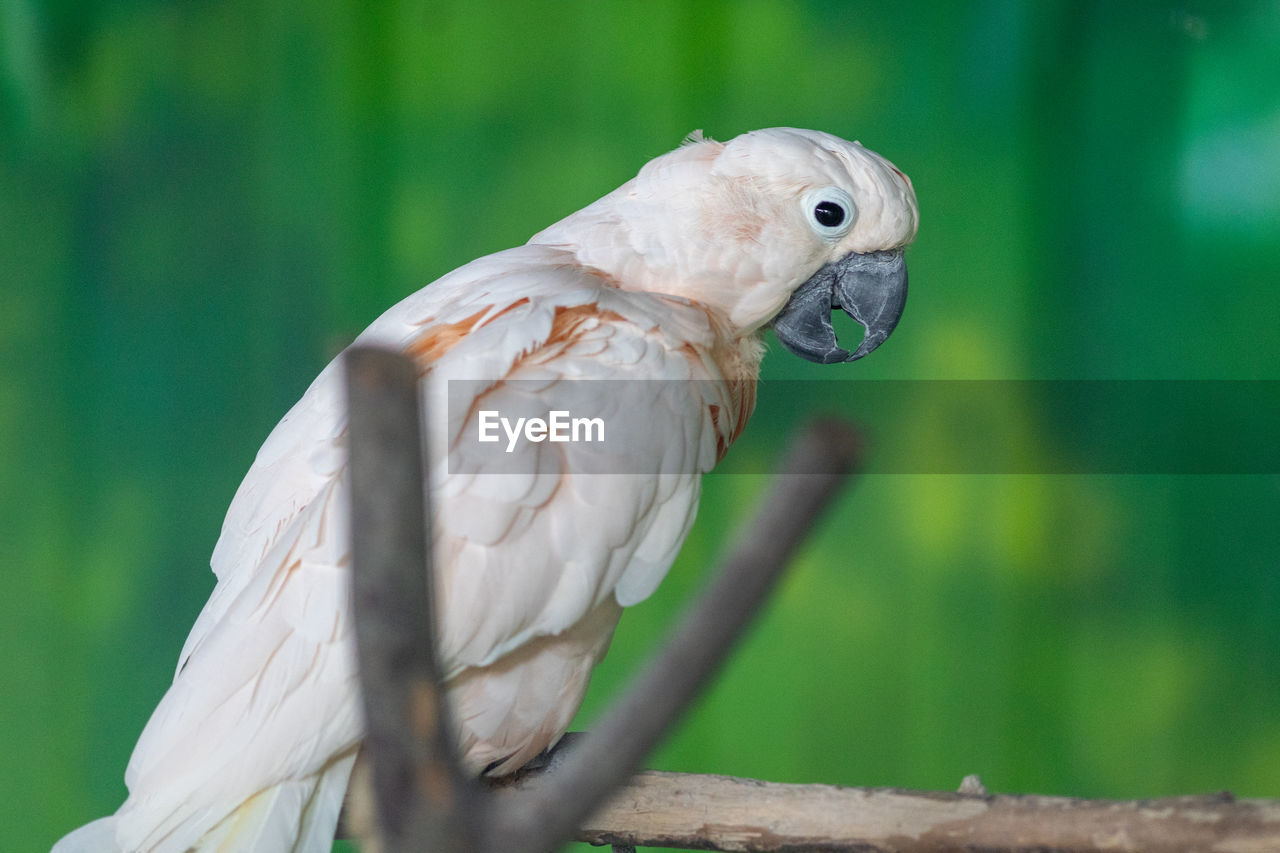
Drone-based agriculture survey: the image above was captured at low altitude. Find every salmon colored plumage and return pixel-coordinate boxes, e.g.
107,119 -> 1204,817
55,128 -> 917,853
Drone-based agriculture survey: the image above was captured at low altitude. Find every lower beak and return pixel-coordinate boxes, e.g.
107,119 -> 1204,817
770,249 -> 908,364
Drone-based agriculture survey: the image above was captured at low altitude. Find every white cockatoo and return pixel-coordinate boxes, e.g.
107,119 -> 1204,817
55,127 -> 917,853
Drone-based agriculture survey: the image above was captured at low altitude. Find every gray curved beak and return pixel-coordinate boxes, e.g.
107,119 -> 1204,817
771,249 -> 908,364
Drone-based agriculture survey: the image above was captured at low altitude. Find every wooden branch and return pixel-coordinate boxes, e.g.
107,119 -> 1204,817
485,419 -> 865,853
341,361 -> 1279,853
344,346 -> 478,852
499,769 -> 1280,853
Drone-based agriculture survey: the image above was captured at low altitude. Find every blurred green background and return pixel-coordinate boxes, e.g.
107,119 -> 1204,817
5,1 -> 1279,850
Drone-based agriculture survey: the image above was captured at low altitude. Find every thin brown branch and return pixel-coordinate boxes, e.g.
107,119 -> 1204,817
340,368 -> 1279,853
344,346 -> 478,853
501,769 -> 1280,853
485,419 -> 865,853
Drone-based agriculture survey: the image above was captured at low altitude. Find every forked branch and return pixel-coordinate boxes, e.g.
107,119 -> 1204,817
343,347 -> 1280,853
344,345 -> 863,853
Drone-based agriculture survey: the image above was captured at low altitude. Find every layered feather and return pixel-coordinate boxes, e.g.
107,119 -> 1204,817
79,245 -> 751,852
55,126 -> 918,853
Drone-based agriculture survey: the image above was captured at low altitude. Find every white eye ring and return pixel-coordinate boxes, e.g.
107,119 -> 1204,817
803,186 -> 856,239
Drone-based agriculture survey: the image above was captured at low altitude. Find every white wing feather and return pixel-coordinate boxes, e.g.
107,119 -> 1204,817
109,244 -> 740,850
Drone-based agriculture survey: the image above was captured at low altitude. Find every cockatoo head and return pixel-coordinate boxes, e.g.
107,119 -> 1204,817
531,127 -> 919,363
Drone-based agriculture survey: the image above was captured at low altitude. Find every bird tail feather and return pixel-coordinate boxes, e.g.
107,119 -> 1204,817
51,751 -> 356,853
190,751 -> 357,853
51,816 -> 121,853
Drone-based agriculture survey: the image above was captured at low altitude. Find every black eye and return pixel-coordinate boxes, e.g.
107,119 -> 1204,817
804,187 -> 856,237
813,201 -> 846,228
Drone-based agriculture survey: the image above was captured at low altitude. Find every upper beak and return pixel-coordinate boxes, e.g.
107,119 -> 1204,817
770,249 -> 908,364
